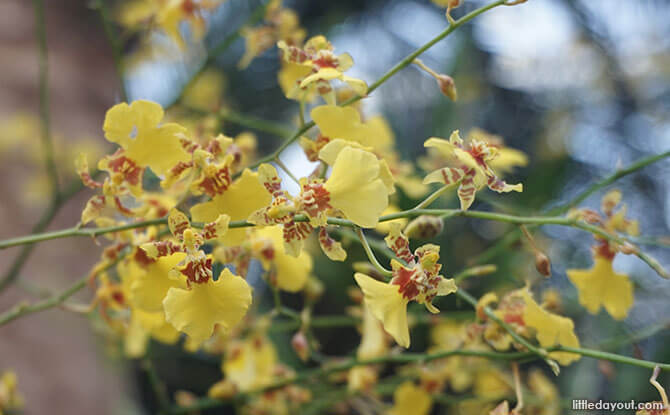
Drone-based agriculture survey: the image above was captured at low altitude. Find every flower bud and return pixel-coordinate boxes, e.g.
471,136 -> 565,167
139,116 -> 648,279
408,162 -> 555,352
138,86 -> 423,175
437,74 -> 458,101
303,277 -> 324,302
535,252 -> 551,277
291,331 -> 310,362
404,215 -> 444,239
207,380 -> 237,400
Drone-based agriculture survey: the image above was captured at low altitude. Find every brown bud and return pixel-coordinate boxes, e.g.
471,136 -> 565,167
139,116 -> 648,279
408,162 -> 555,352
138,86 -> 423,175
437,75 -> 458,101
404,215 -> 444,239
535,252 -> 551,277
291,331 -> 310,362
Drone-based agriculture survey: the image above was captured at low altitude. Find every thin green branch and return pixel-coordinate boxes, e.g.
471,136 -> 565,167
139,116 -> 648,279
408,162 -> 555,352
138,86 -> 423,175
143,353 -> 171,412
0,178 -> 86,293
97,0 -> 128,102
455,289 -> 553,366
32,0 -> 59,199
549,150 -> 670,215
413,185 -> 451,210
218,108 -> 293,139
341,0 -> 508,107
355,227 -> 393,277
0,275 -> 88,326
2,208 -> 666,278
0,244 -> 132,326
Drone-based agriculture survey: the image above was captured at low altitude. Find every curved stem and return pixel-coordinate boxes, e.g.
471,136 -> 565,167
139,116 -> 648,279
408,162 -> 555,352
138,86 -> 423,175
355,227 -> 393,277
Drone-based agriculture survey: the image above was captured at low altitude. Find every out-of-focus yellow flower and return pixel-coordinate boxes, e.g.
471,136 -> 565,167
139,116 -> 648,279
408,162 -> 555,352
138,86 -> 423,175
181,68 -> 226,111
389,382 -> 433,415
252,225 -> 313,292
239,0 -> 306,68
355,224 -> 457,347
311,105 -> 376,147
567,255 -> 633,320
527,369 -> 560,415
423,130 -> 523,210
103,100 -> 190,176
0,372 -> 23,415
278,35 -> 367,104
520,289 -> 580,365
222,334 -> 278,392
348,304 -> 389,391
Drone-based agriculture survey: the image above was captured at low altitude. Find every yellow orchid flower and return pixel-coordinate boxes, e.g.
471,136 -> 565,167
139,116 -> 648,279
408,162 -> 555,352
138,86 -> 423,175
191,169 -> 272,246
222,334 -> 278,392
0,371 -> 23,415
253,225 -> 313,292
520,289 -> 580,365
423,130 -> 523,210
239,0 -> 306,68
249,145 -> 390,256
466,127 -> 528,174
163,267 -> 252,345
566,190 -> 639,320
567,255 -> 634,320
277,35 -> 367,104
103,100 -> 191,176
355,224 -> 457,347
320,144 -> 392,227
389,382 -> 433,415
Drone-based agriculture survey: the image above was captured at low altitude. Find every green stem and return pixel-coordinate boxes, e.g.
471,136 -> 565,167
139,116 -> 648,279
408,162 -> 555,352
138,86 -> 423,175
455,289 -> 551,363
0,275 -> 88,326
218,108 -> 293,139
413,185 -> 451,210
143,353 -> 171,412
33,0 -> 59,199
549,151 -> 670,215
0,179 -> 85,293
97,0 -> 128,102
166,1 -> 270,108
341,0 -> 507,107
355,227 -> 393,277
2,208 -> 666,278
